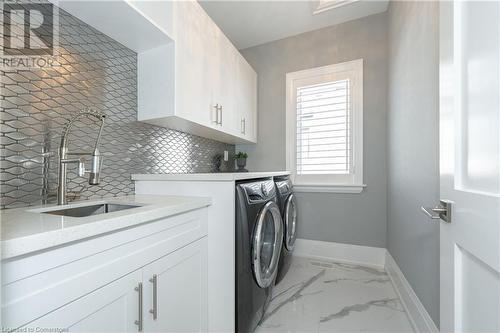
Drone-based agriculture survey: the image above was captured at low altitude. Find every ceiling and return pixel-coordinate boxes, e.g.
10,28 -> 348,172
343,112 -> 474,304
199,0 -> 389,50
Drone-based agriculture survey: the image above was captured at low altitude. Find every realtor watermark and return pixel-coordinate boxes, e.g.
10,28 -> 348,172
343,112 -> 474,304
1,327 -> 68,333
1,1 -> 59,69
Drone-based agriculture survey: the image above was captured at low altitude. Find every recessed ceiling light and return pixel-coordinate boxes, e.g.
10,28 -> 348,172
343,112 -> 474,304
313,0 -> 360,15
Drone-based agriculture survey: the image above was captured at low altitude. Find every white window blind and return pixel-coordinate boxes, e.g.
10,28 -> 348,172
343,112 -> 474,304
286,59 -> 364,193
296,79 -> 351,175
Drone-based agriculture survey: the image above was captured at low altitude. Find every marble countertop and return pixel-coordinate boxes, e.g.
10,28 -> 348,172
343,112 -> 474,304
131,171 -> 291,182
1,195 -> 211,260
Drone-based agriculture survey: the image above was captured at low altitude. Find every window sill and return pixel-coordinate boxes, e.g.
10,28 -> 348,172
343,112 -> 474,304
293,184 -> 366,194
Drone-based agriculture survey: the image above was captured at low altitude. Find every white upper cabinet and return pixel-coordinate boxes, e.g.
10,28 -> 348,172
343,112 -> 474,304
138,1 -> 258,144
174,0 -> 239,136
173,1 -> 216,128
56,0 -> 257,144
214,34 -> 239,135
236,55 -> 258,142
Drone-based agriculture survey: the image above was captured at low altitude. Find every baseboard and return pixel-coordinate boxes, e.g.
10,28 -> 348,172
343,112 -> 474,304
293,238 -> 386,268
385,252 -> 439,333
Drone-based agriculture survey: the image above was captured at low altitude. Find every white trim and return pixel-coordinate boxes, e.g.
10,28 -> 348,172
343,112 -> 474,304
293,238 -> 386,268
294,183 -> 366,193
385,252 -> 439,333
285,59 -> 364,189
313,0 -> 360,15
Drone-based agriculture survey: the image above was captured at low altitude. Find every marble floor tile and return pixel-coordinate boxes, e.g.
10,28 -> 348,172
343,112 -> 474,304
256,256 -> 415,333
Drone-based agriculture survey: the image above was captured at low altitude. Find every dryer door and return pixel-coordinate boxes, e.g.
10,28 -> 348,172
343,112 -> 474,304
252,201 -> 283,288
284,193 -> 297,251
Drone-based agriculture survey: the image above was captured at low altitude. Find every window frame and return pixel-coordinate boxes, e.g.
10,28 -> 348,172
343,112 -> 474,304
286,59 -> 365,193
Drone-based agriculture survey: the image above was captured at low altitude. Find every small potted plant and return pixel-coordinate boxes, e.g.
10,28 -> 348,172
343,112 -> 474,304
234,151 -> 248,172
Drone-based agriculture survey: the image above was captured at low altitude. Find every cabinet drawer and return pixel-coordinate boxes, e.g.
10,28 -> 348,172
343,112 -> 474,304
2,208 -> 207,329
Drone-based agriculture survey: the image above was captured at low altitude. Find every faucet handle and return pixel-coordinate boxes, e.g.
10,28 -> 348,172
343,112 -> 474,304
66,153 -> 102,184
61,157 -> 87,177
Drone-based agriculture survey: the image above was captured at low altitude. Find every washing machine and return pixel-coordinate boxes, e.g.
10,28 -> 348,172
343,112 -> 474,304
235,179 -> 284,333
274,175 -> 298,284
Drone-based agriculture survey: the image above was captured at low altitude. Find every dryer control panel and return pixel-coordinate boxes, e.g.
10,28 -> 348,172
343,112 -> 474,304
239,180 -> 276,203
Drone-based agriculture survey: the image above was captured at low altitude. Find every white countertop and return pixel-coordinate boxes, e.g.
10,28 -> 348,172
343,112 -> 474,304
131,171 -> 290,182
1,195 -> 211,260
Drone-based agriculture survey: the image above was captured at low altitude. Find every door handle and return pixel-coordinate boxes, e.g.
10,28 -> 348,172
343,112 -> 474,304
149,274 -> 158,320
421,200 -> 452,223
134,282 -> 143,331
219,105 -> 223,125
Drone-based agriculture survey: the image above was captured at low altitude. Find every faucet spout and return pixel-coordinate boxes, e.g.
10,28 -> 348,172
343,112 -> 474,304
57,108 -> 106,205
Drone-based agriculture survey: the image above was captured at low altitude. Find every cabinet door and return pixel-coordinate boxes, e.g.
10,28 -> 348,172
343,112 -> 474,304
214,31 -> 238,134
236,56 -> 258,142
175,1 -> 216,126
24,271 -> 142,333
143,238 -> 208,333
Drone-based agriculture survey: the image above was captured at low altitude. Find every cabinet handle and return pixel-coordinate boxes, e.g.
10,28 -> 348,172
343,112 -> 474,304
149,274 -> 158,320
213,104 -> 223,125
241,118 -> 246,134
135,282 -> 143,332
213,104 -> 219,124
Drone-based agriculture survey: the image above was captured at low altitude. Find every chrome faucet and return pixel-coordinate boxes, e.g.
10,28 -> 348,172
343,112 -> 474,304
57,108 -> 106,205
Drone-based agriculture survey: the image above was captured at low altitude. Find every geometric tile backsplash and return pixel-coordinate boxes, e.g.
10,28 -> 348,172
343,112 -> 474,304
0,5 -> 235,209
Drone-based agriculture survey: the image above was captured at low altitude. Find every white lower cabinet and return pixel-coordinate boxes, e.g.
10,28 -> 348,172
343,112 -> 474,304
4,208 -> 209,333
143,239 -> 208,332
23,239 -> 208,333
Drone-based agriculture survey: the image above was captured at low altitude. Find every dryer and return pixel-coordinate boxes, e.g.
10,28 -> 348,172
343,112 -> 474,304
274,175 -> 298,284
235,179 -> 283,333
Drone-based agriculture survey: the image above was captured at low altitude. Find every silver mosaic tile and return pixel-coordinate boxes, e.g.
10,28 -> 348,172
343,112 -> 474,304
0,4 -> 235,209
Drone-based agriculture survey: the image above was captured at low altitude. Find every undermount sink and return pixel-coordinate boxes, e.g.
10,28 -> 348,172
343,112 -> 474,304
43,203 -> 141,217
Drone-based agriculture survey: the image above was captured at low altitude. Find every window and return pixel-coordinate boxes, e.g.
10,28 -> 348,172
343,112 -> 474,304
286,60 -> 364,193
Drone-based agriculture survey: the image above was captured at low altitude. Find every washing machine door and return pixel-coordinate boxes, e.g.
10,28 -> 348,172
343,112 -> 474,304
284,193 -> 297,251
252,201 -> 283,288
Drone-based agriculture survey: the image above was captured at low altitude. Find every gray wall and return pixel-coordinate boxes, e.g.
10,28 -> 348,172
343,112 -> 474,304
387,1 -> 440,326
0,5 -> 234,209
237,13 -> 388,247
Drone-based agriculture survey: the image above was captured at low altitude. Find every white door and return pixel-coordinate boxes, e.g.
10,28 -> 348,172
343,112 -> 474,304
142,238 -> 208,333
175,1 -> 215,126
439,2 -> 500,332
214,31 -> 237,134
25,271 -> 142,332
236,56 -> 258,142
